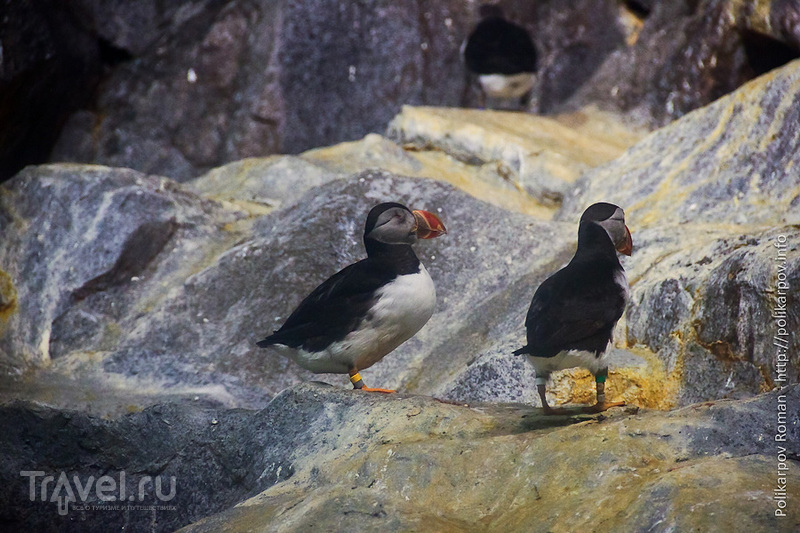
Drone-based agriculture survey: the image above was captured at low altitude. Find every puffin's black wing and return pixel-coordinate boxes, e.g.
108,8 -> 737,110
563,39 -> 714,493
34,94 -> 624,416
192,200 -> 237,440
517,265 -> 625,358
257,258 -> 395,352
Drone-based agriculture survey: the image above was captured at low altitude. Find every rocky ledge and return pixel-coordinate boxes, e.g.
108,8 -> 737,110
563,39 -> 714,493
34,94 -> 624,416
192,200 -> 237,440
0,383 -> 797,532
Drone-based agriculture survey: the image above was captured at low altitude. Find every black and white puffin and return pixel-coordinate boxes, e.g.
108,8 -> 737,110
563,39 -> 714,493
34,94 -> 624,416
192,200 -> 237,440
463,4 -> 537,108
257,202 -> 447,392
514,202 -> 632,414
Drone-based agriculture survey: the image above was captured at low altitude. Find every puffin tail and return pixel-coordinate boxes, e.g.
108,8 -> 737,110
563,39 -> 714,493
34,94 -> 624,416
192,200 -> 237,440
256,333 -> 278,348
512,345 -> 530,356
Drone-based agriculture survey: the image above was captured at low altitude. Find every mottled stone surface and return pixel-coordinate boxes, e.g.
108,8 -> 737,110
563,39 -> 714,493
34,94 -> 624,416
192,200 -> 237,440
3,49 -> 800,533
47,0 -> 475,181
562,0 -> 800,127
0,397 -> 291,533
0,165 -> 243,375
1,383 -> 797,533
0,160 -> 665,414
387,105 -> 643,205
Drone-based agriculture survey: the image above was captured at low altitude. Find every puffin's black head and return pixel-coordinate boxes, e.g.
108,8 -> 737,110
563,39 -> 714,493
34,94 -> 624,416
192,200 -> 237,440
579,202 -> 633,256
364,202 -> 447,246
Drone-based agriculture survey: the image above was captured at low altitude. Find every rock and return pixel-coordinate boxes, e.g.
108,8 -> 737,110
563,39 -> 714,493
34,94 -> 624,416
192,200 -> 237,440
561,59 -> 800,227
0,397 -> 294,533
47,0 -> 476,180
189,155 -> 344,214
101,170 -> 578,407
5,382 -> 791,532
277,0 -> 473,155
387,105 -> 643,205
0,164 -> 243,375
194,383 -> 797,532
5,1 -> 798,180
69,0 -> 223,57
523,0 -> 628,113
2,5 -> 798,531
5,55 -> 800,411
51,0 -> 273,180
0,0 -> 102,180
560,59 -> 800,404
562,0 -> 800,128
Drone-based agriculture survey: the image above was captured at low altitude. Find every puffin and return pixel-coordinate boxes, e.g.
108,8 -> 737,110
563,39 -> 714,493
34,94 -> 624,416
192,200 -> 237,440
462,4 -> 537,108
257,202 -> 447,392
513,202 -> 633,414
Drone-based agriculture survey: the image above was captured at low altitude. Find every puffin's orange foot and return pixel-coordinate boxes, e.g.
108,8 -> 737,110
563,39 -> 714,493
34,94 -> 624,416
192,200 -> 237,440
583,400 -> 625,413
358,387 -> 396,394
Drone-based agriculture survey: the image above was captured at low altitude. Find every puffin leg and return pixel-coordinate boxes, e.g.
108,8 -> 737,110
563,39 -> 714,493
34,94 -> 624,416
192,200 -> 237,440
584,371 -> 625,413
349,370 -> 395,394
537,381 -> 568,415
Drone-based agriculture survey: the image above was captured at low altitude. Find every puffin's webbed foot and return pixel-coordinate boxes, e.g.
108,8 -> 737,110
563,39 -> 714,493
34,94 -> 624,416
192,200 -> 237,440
583,399 -> 625,413
349,371 -> 395,393
583,384 -> 625,413
359,386 -> 396,394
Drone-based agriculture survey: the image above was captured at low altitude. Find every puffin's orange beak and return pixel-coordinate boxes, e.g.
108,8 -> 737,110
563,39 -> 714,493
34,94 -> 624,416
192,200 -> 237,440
616,225 -> 633,256
412,210 -> 447,239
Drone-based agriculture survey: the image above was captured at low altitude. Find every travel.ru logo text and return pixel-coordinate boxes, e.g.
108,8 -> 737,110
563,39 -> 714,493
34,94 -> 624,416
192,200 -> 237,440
21,470 -> 176,516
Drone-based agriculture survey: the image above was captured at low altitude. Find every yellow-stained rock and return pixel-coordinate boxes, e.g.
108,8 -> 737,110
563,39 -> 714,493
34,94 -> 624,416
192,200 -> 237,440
561,59 -> 800,228
0,270 -> 16,323
303,133 -> 554,219
179,383 -> 799,533
387,105 -> 644,205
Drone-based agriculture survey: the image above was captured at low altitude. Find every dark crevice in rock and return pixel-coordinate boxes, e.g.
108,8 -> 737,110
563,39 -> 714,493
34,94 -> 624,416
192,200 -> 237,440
72,218 -> 179,302
0,0 -> 104,182
740,29 -> 800,78
97,37 -> 135,69
623,0 -> 652,20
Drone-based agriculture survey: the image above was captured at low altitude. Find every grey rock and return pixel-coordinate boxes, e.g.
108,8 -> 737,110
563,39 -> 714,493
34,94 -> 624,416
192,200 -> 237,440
0,164 -> 580,409
1,382 -> 796,533
560,58 -> 800,227
189,155 -> 345,210
99,170 -> 575,407
278,0 -> 473,154
49,0 -> 475,180
386,106 -> 640,205
0,397 -> 292,533
6,0 -> 799,180
562,0 -> 800,128
2,53 -> 800,532
0,164 -> 242,375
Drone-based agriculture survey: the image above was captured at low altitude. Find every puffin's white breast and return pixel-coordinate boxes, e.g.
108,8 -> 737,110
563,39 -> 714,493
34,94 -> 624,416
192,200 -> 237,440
479,72 -> 536,99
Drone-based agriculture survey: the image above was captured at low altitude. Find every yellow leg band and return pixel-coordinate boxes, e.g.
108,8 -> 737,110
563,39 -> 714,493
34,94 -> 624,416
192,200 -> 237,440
349,372 -> 362,384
